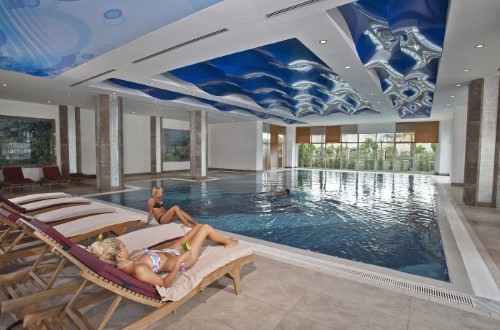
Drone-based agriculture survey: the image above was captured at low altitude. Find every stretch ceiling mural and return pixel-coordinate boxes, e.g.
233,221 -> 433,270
338,0 -> 449,118
105,78 -> 305,125
168,38 -> 379,119
0,0 -> 222,77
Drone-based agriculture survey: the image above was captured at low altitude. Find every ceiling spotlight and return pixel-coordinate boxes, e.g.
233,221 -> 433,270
149,82 -> 154,85
112,92 -> 116,95
47,101 -> 51,103
369,93 -> 374,96
475,44 -> 484,48
192,92 -> 196,95
456,84 -> 461,87
2,84 -> 7,87
344,66 -> 351,69
132,111 -> 136,114
377,101 -> 381,104
450,95 -> 455,98
319,40 -> 327,44
446,103 -> 450,106
464,69 -> 470,72
186,105 -> 190,108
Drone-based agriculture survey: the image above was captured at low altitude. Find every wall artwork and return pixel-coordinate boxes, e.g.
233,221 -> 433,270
0,115 -> 56,166
162,129 -> 190,162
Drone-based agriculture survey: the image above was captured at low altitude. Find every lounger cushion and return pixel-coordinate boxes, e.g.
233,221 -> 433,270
34,203 -> 116,223
119,223 -> 187,251
9,192 -> 71,205
0,206 -> 31,224
21,197 -> 90,212
54,212 -> 140,238
156,244 -> 254,301
69,244 -> 161,299
27,218 -> 74,249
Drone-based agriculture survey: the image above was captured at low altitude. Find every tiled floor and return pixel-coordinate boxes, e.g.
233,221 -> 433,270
1,172 -> 500,329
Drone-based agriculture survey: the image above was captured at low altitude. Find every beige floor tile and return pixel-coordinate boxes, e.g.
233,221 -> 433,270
276,313 -> 335,330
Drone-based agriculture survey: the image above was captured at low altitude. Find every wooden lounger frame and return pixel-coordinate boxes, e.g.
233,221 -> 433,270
30,251 -> 256,329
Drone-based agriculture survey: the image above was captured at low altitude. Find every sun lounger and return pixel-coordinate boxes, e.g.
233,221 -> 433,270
8,192 -> 71,205
1,166 -> 34,193
0,222 -> 191,327
41,165 -> 70,190
69,172 -> 96,184
0,195 -> 91,215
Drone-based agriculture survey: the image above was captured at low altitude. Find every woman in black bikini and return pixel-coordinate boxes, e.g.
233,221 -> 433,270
146,186 -> 197,227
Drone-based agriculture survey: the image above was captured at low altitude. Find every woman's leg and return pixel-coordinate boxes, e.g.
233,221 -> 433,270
173,224 -> 237,260
160,205 -> 196,227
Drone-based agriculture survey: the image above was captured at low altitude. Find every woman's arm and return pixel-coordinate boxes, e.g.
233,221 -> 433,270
146,198 -> 155,224
160,251 -> 192,288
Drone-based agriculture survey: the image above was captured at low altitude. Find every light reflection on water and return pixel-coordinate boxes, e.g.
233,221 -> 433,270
94,170 -> 448,281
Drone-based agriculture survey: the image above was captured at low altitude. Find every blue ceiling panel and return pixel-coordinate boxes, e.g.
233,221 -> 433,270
338,0 -> 449,119
106,78 -> 305,125
169,38 -> 378,119
0,0 -> 222,77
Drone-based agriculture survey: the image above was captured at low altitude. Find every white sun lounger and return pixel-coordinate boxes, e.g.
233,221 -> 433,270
33,202 -> 116,224
9,192 -> 71,205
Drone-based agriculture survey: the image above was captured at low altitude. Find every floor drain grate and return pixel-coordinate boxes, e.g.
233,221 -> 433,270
244,240 -> 474,307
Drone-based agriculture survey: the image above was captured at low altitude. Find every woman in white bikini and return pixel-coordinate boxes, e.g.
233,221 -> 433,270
146,185 -> 197,228
90,224 -> 238,288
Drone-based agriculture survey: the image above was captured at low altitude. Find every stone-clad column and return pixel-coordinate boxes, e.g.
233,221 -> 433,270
189,111 -> 207,180
464,77 -> 500,208
95,94 -> 124,191
150,116 -> 157,174
59,106 -> 69,176
59,106 -> 81,176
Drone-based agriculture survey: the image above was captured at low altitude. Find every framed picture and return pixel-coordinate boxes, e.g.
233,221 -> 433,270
0,115 -> 56,167
162,128 -> 190,162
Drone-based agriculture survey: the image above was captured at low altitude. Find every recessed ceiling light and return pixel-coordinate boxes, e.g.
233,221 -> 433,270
149,82 -> 154,85
153,99 -> 157,102
344,66 -> 351,69
158,107 -> 162,110
192,92 -> 196,95
456,84 -> 461,87
67,93 -> 71,96
450,95 -> 455,98
186,105 -> 190,108
377,101 -> 381,104
475,44 -> 484,48
464,69 -> 470,72
2,84 -> 7,87
319,40 -> 327,44
446,103 -> 450,106
47,101 -> 51,103
112,92 -> 116,95
369,93 -> 374,96
132,112 -> 135,114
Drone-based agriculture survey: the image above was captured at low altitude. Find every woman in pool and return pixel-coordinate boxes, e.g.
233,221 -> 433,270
90,224 -> 238,288
146,185 -> 197,227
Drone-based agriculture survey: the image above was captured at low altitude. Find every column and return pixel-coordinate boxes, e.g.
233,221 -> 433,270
150,116 -> 157,174
95,94 -> 124,191
59,106 -> 81,176
463,77 -> 500,208
189,111 -> 207,180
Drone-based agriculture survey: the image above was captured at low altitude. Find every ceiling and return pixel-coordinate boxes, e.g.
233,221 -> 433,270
0,0 -> 499,126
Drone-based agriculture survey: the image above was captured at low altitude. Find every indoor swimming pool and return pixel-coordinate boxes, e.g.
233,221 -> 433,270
92,170 -> 449,281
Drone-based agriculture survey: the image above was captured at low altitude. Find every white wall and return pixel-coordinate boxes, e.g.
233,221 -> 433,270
79,108 -> 96,174
124,114 -> 150,174
285,126 -> 296,168
162,118 -> 190,171
451,105 -> 467,184
436,120 -> 451,176
209,121 -> 262,171
0,99 -> 60,181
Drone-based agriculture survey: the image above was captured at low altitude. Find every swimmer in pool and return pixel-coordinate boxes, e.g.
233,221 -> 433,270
146,186 -> 197,227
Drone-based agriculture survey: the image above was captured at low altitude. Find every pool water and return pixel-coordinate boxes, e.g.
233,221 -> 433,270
93,170 -> 449,281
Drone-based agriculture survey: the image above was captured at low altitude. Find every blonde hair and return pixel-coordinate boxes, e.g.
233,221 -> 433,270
152,185 -> 163,196
90,237 -> 121,265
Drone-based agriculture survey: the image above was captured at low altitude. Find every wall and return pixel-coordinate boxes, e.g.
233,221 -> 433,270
79,109 -> 96,174
0,99 -> 60,181
451,105 -> 467,184
436,120 -> 451,175
124,114 -> 150,174
162,118 -> 190,171
209,121 -> 262,171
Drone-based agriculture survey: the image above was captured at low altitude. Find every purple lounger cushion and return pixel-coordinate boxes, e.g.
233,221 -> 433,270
68,244 -> 161,300
28,218 -> 75,250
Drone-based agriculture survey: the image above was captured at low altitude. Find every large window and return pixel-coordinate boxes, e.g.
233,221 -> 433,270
298,131 -> 437,174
